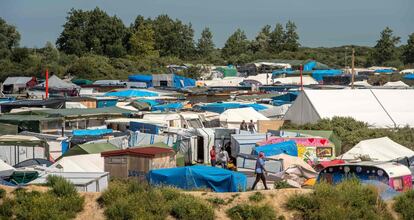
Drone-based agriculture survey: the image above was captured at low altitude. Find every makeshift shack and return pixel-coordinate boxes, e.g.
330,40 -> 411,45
128,74 -> 153,88
152,74 -> 195,88
0,135 -> 49,166
101,147 -> 176,180
2,77 -> 37,94
148,165 -> 247,192
61,143 -> 118,158
220,107 -> 269,129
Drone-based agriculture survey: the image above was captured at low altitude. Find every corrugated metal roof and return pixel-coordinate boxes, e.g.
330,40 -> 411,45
101,147 -> 174,158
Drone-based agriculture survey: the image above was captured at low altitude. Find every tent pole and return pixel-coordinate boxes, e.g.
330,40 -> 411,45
300,64 -> 303,91
351,48 -> 355,89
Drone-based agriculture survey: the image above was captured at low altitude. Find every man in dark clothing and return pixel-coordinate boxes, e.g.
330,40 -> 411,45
251,152 -> 269,190
240,120 -> 248,131
248,120 -> 256,133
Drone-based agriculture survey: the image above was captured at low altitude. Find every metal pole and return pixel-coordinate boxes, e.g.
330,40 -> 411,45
45,69 -> 49,99
351,48 -> 355,89
300,64 -> 303,91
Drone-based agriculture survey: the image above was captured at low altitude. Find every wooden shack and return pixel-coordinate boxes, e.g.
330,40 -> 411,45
101,147 -> 176,180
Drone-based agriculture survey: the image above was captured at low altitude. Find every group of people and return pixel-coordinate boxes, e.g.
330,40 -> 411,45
240,120 -> 256,133
210,146 -> 268,190
209,146 -> 236,171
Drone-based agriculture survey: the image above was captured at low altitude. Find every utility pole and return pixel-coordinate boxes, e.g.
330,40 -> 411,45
351,48 -> 355,89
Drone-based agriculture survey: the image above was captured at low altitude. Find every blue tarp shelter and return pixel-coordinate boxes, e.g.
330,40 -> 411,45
312,69 -> 343,81
304,61 -> 317,71
252,140 -> 298,157
404,74 -> 414,80
272,69 -> 295,76
199,102 -> 268,114
148,165 -> 247,192
152,102 -> 183,112
136,99 -> 159,106
128,74 -> 153,88
104,89 -> 159,97
173,74 -> 196,88
72,129 -> 113,136
375,69 -> 394,74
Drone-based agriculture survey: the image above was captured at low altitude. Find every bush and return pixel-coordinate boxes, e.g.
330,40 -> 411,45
394,190 -> 414,220
0,188 -> 5,199
227,204 -> 277,220
170,194 -> 214,220
285,179 -> 392,220
248,192 -> 265,202
0,198 -> 15,217
47,175 -> 78,197
206,197 -> 226,206
274,181 -> 292,189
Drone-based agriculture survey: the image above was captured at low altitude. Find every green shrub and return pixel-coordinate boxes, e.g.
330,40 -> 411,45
248,192 -> 265,202
103,197 -> 135,220
0,188 -> 6,199
47,175 -> 78,197
159,187 -> 181,202
170,194 -> 214,220
227,204 -> 277,220
206,197 -> 226,206
286,179 -> 392,220
0,198 -> 15,217
394,190 -> 414,220
274,180 -> 292,189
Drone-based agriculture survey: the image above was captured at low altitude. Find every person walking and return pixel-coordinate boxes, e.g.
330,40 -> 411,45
248,120 -> 256,133
251,152 -> 269,190
210,146 -> 216,166
240,120 -> 248,131
219,147 -> 229,169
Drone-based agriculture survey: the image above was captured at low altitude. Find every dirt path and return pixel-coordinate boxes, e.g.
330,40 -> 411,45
76,192 -> 105,220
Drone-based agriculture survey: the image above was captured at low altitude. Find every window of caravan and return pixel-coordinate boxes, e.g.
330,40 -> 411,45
318,165 -> 390,185
393,178 -> 403,191
316,147 -> 333,158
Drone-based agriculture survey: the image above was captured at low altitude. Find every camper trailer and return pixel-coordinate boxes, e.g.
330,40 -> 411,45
317,162 -> 413,192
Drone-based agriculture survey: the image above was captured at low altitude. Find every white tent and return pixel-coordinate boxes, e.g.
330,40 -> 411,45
51,154 -> 104,172
340,137 -> 414,161
0,160 -> 15,177
400,69 -> 414,74
383,81 -> 409,88
202,77 -> 244,87
283,89 -> 414,128
268,154 -> 315,172
65,102 -> 88,109
37,75 -> 79,89
219,107 -> 269,129
273,76 -> 318,85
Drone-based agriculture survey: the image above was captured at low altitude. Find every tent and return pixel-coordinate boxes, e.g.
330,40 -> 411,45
219,107 -> 269,129
13,158 -> 52,168
37,75 -> 79,90
0,135 -> 49,166
284,89 -> 414,128
312,69 -> 343,81
72,129 -> 113,136
273,76 -> 319,85
216,67 -> 238,77
148,165 -> 247,192
0,160 -> 15,177
383,81 -> 409,88
128,74 -> 153,88
51,154 -> 104,172
152,102 -> 183,112
252,140 -> 298,157
61,143 -> 118,158
351,80 -> 371,87
152,74 -> 195,88
199,102 -> 268,114
104,89 -> 159,98
230,133 -> 270,158
403,74 -> 414,80
340,137 -> 414,161
72,79 -> 93,86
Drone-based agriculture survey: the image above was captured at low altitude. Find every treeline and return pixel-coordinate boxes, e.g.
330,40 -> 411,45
0,7 -> 413,81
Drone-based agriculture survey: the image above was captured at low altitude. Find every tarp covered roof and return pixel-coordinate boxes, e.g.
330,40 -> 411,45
3,77 -> 33,85
61,143 -> 118,157
37,75 -> 79,89
253,140 -> 298,157
104,89 -> 159,97
148,165 -> 247,192
52,153 -> 104,172
340,137 -> 414,161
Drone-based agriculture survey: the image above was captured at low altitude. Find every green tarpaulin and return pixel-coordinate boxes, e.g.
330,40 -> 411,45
61,143 -> 118,158
216,67 -> 237,77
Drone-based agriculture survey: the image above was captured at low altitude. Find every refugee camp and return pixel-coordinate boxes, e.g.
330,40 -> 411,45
0,1 -> 413,219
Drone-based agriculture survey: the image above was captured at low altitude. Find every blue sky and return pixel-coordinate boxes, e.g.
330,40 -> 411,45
1,0 -> 413,48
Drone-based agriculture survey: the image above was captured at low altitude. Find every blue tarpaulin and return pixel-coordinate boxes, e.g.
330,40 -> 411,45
152,102 -> 183,112
404,74 -> 414,80
272,69 -> 295,76
173,74 -> 196,88
312,69 -> 343,81
375,69 -> 394,73
72,129 -> 113,136
199,102 -> 268,114
272,92 -> 299,106
104,89 -> 159,97
130,122 -> 160,134
148,165 -> 247,192
304,61 -> 317,71
253,140 -> 298,157
136,99 -> 160,106
128,74 -> 153,87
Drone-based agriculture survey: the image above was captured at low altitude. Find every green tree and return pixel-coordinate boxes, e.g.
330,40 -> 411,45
0,17 -> 21,58
196,27 -> 215,58
222,29 -> 249,59
129,22 -> 158,57
251,25 -> 271,53
152,14 -> 195,59
372,27 -> 400,65
56,8 -> 128,57
268,23 -> 285,53
402,33 -> 414,64
284,21 -> 300,51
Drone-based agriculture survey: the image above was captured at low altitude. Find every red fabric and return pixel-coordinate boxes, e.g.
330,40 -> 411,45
210,149 -> 216,160
319,159 -> 345,168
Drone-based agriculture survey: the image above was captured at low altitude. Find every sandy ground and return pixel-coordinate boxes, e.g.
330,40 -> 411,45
187,188 -> 312,220
76,192 -> 105,220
